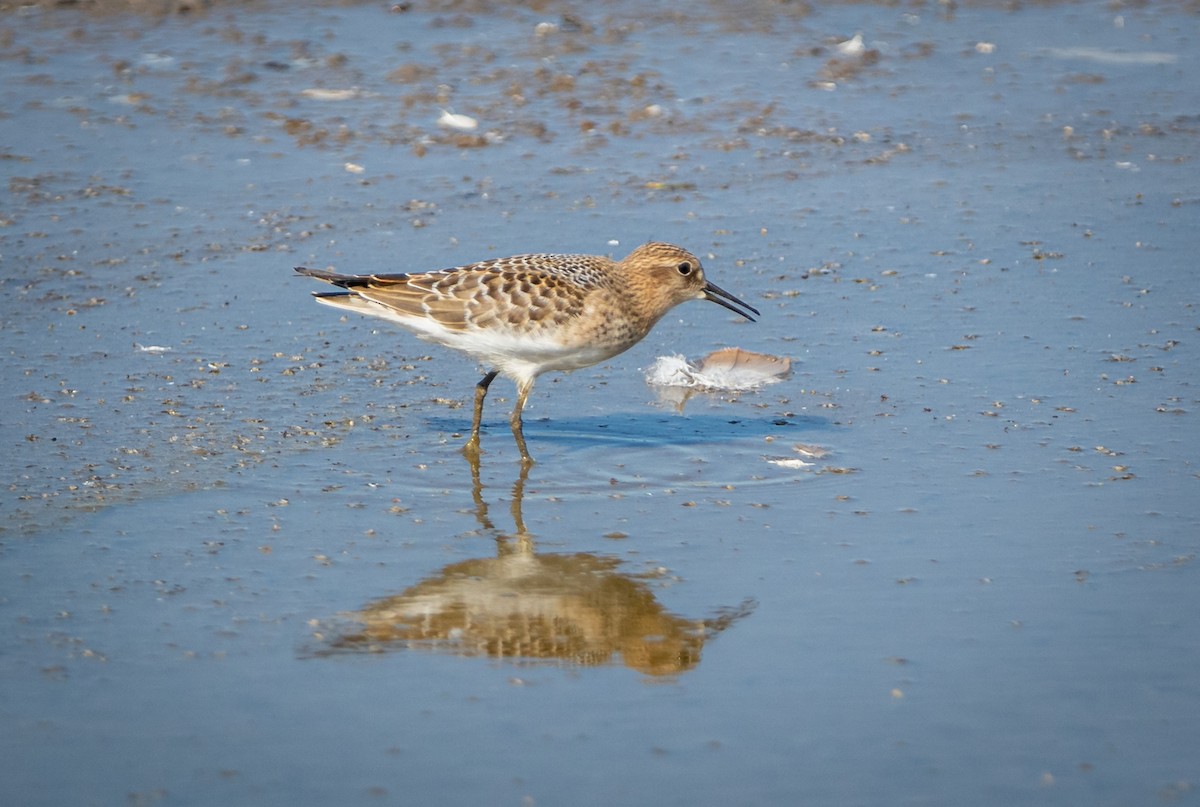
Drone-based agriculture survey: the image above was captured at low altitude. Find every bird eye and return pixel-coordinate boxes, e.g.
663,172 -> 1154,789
677,261 -> 692,275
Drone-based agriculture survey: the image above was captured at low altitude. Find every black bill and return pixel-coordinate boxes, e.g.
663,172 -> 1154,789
703,281 -> 760,322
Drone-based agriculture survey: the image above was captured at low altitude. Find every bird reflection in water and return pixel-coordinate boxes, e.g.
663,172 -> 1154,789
306,455 -> 755,677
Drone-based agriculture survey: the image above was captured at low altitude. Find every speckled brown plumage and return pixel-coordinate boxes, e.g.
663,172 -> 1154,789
296,242 -> 758,463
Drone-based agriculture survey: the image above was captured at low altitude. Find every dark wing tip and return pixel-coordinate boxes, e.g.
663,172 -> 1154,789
295,266 -> 364,288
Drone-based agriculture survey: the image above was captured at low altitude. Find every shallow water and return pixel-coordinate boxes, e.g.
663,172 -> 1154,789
2,1 -> 1198,804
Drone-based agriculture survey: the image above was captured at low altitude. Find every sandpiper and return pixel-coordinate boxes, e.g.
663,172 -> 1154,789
296,242 -> 758,462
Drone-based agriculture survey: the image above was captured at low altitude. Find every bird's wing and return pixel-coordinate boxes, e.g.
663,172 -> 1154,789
362,259 -> 597,332
297,255 -> 607,333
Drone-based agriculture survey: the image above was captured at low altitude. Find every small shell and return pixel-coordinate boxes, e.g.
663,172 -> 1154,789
836,33 -> 865,56
301,87 -> 360,101
697,348 -> 791,387
437,109 -> 478,131
646,349 -> 790,391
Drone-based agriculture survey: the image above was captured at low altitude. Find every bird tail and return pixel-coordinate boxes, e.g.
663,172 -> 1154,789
294,266 -> 365,288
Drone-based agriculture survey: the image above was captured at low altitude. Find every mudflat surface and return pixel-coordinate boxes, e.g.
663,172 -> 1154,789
2,1 -> 1198,804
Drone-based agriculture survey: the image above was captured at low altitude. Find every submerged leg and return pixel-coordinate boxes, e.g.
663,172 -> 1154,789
510,377 -> 536,465
463,370 -> 499,457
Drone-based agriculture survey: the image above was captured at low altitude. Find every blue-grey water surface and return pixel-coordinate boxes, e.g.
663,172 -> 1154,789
1,1 -> 1198,804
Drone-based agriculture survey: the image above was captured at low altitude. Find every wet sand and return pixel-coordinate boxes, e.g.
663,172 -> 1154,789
2,1 -> 1198,804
